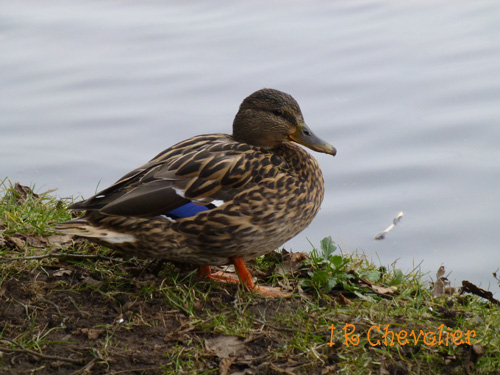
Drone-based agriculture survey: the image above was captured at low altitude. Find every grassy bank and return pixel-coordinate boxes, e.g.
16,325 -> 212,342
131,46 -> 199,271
0,180 -> 499,375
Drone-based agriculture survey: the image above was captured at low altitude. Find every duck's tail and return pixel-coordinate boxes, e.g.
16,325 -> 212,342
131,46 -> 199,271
54,218 -> 137,244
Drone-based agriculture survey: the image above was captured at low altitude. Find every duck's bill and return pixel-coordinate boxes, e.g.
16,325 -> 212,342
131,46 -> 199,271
289,123 -> 337,156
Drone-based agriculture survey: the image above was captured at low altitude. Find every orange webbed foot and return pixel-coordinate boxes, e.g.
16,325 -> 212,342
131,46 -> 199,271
198,266 -> 241,284
251,285 -> 292,297
197,258 -> 292,298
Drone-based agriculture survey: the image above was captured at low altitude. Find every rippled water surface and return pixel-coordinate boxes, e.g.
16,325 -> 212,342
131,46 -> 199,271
2,0 -> 500,290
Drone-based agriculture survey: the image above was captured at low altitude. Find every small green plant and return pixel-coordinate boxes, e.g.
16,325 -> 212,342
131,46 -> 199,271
300,236 -> 352,293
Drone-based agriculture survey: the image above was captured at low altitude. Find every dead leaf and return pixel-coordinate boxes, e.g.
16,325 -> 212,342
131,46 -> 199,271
281,251 -> 309,276
219,357 -> 235,375
52,269 -> 72,277
472,344 -> 484,356
47,234 -> 75,248
350,272 -> 396,297
335,293 -> 353,306
432,278 -> 446,297
370,285 -> 397,295
80,328 -> 104,340
205,335 -> 246,358
26,235 -> 48,248
358,276 -> 373,287
6,235 -> 26,250
321,365 -> 338,375
163,320 -> 195,343
13,183 -> 38,204
431,266 -> 450,297
436,265 -> 446,279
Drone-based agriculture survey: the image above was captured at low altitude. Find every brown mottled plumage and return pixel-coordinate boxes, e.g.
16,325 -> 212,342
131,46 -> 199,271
55,88 -> 336,296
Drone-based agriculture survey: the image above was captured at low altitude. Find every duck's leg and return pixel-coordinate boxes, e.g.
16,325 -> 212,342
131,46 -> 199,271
197,258 -> 291,297
232,258 -> 291,297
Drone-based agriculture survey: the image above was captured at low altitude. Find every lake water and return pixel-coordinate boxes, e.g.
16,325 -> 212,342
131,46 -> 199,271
2,0 -> 499,292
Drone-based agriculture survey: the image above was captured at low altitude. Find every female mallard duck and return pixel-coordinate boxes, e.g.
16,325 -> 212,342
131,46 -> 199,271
56,88 -> 336,296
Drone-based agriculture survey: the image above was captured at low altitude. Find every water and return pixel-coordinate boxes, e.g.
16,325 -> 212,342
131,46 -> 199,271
1,0 -> 500,292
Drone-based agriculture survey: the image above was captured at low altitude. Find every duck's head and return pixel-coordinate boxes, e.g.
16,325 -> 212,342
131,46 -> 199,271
232,88 -> 336,156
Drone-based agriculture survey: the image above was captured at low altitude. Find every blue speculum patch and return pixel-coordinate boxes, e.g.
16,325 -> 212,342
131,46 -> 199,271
166,202 -> 211,219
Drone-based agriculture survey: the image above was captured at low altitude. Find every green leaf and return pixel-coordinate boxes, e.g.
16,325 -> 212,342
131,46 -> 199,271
331,255 -> 344,268
313,270 -> 329,285
361,270 -> 381,283
324,277 -> 338,292
389,269 -> 404,286
320,236 -> 336,260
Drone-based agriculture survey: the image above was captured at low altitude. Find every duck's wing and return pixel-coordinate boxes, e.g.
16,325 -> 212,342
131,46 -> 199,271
69,134 -> 279,218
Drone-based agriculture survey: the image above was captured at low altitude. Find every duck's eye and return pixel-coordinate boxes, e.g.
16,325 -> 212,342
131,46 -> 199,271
272,109 -> 283,117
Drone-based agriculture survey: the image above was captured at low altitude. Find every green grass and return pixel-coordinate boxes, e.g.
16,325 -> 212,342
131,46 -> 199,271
0,180 -> 499,375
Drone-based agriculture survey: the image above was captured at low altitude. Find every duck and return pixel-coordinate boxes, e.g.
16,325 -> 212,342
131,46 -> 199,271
55,88 -> 336,297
